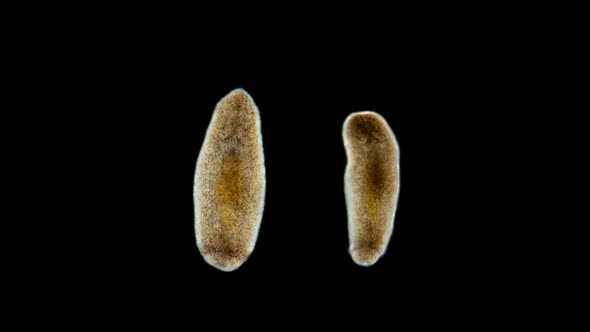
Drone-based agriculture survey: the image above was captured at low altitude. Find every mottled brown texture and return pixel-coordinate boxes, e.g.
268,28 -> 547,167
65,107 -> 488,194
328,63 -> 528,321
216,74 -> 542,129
194,89 -> 266,272
343,111 -> 400,266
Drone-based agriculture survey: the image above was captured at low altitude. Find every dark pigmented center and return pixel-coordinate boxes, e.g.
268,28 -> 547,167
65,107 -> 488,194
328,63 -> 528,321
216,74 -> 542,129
216,153 -> 245,229
363,154 -> 389,231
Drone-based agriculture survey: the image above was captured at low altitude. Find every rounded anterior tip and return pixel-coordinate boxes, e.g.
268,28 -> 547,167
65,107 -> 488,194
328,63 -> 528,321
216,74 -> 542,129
350,247 -> 381,267
203,252 -> 249,272
344,111 -> 387,132
350,111 -> 379,118
345,111 -> 383,124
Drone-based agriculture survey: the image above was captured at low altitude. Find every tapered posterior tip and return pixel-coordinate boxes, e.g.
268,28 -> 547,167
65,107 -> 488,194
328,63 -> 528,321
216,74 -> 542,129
222,88 -> 253,104
215,88 -> 258,121
350,247 -> 381,267
202,250 -> 250,272
229,88 -> 248,94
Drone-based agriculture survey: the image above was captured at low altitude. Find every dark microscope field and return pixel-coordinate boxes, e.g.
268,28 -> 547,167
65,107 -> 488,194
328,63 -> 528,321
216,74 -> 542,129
0,80 -> 588,289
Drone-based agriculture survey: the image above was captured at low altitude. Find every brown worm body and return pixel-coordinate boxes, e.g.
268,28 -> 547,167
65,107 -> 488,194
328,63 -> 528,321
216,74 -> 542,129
343,111 -> 400,266
194,89 -> 266,272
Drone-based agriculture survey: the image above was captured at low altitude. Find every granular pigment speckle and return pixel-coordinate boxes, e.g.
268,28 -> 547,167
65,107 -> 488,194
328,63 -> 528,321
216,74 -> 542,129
194,89 -> 266,272
343,111 -> 400,267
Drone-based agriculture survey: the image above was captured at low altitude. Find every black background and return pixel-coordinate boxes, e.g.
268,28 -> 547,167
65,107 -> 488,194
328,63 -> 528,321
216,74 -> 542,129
2,0 -> 589,325
1,81 -> 589,290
